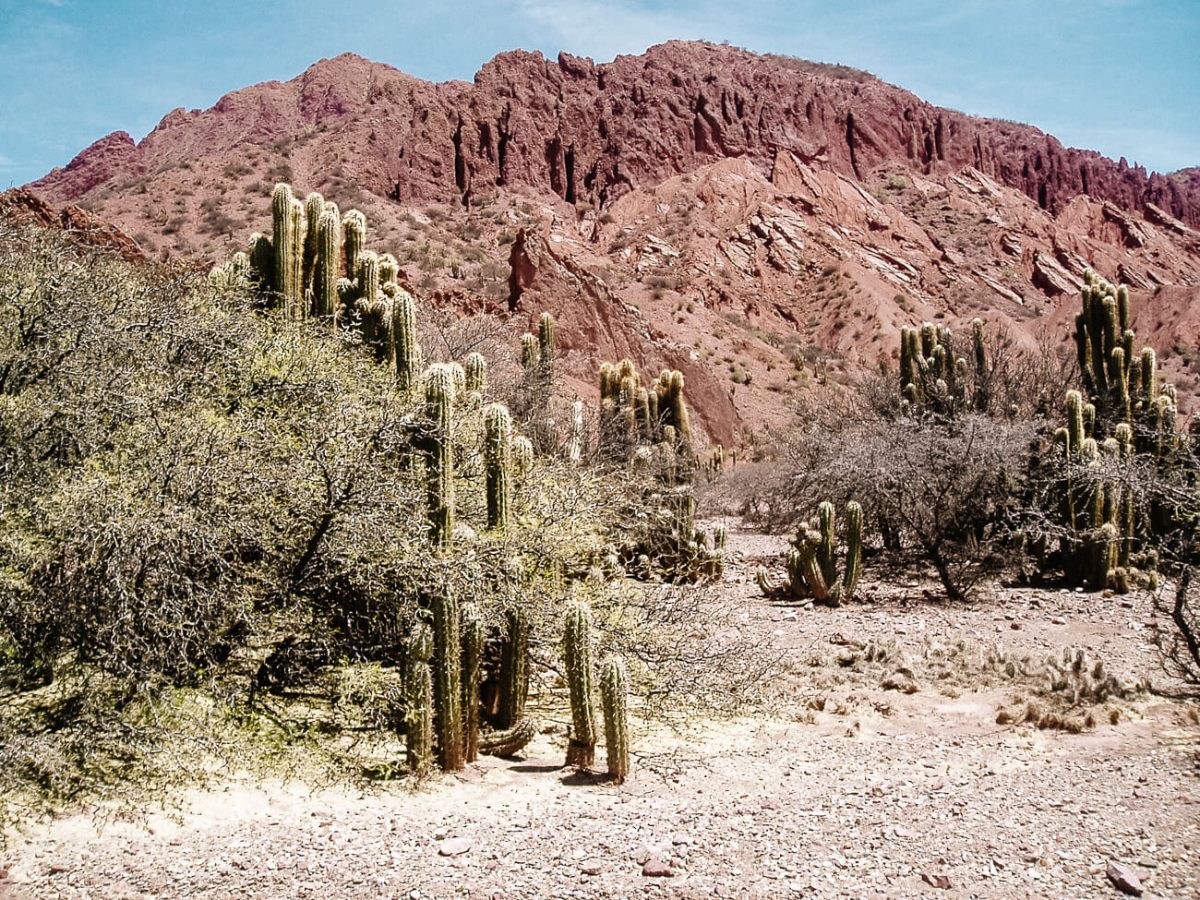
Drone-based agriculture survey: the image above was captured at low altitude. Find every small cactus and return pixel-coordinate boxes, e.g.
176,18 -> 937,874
538,312 -> 556,387
512,436 -> 534,477
564,602 -> 598,767
767,501 -> 863,605
464,352 -> 487,396
599,656 -> 630,783
520,332 -> 539,378
313,207 -> 341,319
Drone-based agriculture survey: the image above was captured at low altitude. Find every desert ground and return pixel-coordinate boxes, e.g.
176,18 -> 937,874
3,524 -> 1196,900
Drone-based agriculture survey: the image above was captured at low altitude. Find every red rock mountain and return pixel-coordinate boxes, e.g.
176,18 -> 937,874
26,41 -> 1200,443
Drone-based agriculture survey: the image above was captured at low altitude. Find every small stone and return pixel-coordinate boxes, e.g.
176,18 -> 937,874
438,838 -> 471,857
580,859 -> 604,876
1106,860 -> 1143,896
642,858 -> 674,877
921,872 -> 952,889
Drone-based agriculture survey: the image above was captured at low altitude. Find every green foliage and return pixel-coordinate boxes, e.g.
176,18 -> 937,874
0,215 -> 647,803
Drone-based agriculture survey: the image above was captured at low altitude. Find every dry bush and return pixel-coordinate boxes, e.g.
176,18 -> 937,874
0,217 -> 770,830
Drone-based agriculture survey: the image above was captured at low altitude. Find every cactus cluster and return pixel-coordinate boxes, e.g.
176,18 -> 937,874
899,318 -> 989,415
1044,271 -> 1181,591
596,357 -> 724,582
598,360 -> 692,461
215,187 -> 648,780
758,501 -> 863,607
212,183 -> 427,388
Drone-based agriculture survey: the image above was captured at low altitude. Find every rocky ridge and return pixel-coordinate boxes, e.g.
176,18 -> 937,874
23,41 -> 1200,443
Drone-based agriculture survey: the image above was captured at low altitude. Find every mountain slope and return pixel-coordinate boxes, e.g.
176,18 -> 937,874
25,41 -> 1200,442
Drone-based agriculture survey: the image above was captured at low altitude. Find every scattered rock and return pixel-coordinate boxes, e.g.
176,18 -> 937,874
921,871 -> 953,889
580,859 -> 604,876
1106,860 -> 1144,896
437,837 -> 471,857
642,858 -> 674,877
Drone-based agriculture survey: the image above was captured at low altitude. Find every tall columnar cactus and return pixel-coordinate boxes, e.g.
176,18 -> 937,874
484,403 -> 513,530
431,589 -> 464,771
512,436 -> 534,477
568,399 -> 584,464
247,232 -> 274,290
313,207 -> 341,319
497,604 -> 529,730
378,252 -> 400,287
971,317 -> 989,412
271,184 -> 306,316
405,622 -> 434,775
563,602 -> 598,767
538,312 -> 556,387
424,364 -> 457,548
599,656 -> 630,784
461,603 -> 484,764
464,352 -> 487,396
392,290 -> 421,392
520,333 -> 539,379
343,209 -> 367,295
302,191 -> 325,298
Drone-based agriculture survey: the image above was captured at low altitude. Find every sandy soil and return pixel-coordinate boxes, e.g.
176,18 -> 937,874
2,525 -> 1198,899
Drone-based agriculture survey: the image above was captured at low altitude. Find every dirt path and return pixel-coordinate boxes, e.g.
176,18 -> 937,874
3,526 -> 1198,899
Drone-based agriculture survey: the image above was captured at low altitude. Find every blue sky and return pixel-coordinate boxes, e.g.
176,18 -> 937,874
1,0 -> 1196,188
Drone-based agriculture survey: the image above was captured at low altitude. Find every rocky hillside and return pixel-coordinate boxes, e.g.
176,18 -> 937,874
25,41 -> 1200,444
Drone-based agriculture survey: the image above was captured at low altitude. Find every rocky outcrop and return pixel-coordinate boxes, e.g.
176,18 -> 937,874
0,188 -> 145,261
30,43 -> 1199,227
